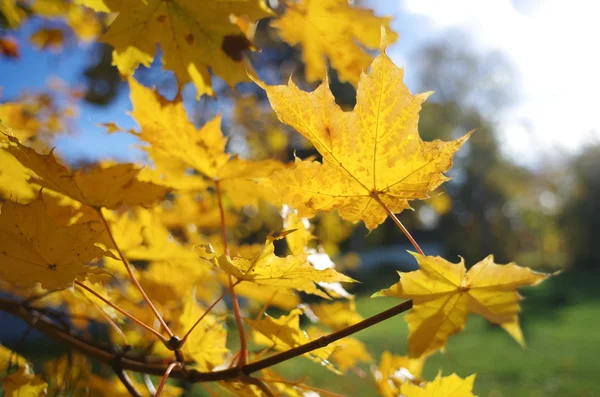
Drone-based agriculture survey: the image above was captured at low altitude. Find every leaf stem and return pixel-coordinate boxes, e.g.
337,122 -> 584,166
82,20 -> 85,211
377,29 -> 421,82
74,281 -> 167,343
155,362 -> 181,397
372,194 -> 424,255
96,208 -> 174,338
81,292 -> 129,345
181,288 -> 229,344
214,179 -> 248,367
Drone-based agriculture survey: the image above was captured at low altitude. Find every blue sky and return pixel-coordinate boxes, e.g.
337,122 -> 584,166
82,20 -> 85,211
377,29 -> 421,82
2,0 -> 598,166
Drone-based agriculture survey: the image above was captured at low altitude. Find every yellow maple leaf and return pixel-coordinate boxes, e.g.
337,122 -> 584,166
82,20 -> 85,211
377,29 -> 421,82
307,327 -> 372,371
212,236 -> 354,299
310,300 -> 363,331
282,205 -> 315,255
3,135 -> 168,209
375,253 -> 550,358
246,308 -> 335,367
0,197 -> 104,289
2,368 -> 48,397
128,78 -> 284,208
30,28 -> 64,51
374,351 -> 425,397
83,0 -> 271,97
255,50 -> 471,230
401,373 -> 477,397
273,0 -> 398,85
0,344 -> 28,374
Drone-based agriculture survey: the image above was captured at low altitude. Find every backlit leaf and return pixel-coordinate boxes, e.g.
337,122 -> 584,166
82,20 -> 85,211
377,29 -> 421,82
255,50 -> 471,230
375,253 -> 550,357
0,197 -> 104,289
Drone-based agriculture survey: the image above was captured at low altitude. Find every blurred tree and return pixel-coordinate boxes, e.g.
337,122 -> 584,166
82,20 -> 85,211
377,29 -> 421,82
559,144 -> 600,270
409,31 -> 525,264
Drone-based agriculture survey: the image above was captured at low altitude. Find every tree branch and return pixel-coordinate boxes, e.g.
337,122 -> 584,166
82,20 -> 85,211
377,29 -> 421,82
0,297 -> 412,383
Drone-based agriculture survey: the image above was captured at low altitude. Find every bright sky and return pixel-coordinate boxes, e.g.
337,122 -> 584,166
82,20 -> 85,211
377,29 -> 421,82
375,0 -> 600,165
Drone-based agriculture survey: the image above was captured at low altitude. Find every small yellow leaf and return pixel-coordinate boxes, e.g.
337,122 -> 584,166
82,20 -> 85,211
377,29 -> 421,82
213,236 -> 354,298
273,0 -> 398,85
0,197 -> 104,289
89,0 -> 271,97
246,308 -> 335,367
177,298 -> 229,370
3,135 -> 168,209
255,52 -> 471,230
401,373 -> 477,397
2,368 -> 47,397
0,345 -> 28,373
311,300 -> 363,331
30,28 -> 64,50
376,254 -> 550,357
374,351 -> 425,397
129,79 -> 284,207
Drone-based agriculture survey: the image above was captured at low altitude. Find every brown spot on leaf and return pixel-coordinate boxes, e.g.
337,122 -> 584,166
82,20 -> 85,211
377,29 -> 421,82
48,264 -> 57,271
156,15 -> 166,23
185,33 -> 194,45
221,35 -> 251,62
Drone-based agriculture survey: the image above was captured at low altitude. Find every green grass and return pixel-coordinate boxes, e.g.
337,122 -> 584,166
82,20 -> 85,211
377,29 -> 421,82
267,295 -> 600,397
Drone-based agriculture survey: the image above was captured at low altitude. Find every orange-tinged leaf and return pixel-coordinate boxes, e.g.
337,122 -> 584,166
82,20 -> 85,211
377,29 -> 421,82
0,197 -> 104,289
401,373 -> 477,397
273,0 -> 397,85
85,0 -> 271,97
3,135 -> 168,209
375,253 -> 551,358
212,236 -> 354,298
255,52 -> 471,230
2,368 -> 47,397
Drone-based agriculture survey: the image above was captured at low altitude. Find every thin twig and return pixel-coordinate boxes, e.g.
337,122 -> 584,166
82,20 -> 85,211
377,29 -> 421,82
97,208 -> 174,338
181,288 -> 229,343
231,292 -> 277,365
114,368 -> 142,397
241,375 -> 275,397
75,281 -> 167,343
215,180 -> 247,367
81,292 -> 129,345
155,362 -> 181,397
372,194 -> 424,255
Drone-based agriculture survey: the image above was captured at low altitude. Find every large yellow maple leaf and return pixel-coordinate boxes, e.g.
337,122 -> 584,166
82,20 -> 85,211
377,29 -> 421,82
0,198 -> 104,289
255,51 -> 471,230
81,0 -> 271,97
273,0 -> 397,86
375,253 -> 550,358
3,135 -> 169,209
128,78 -> 284,208
212,236 -> 353,299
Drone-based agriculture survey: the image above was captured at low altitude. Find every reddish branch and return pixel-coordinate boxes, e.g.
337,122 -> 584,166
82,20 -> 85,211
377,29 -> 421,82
0,297 -> 412,383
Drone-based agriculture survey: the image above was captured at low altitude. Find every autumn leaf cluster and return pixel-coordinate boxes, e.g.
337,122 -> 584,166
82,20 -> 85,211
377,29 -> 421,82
0,1 -> 551,396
